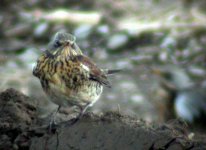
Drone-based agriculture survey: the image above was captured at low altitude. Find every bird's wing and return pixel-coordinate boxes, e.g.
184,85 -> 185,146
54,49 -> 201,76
72,55 -> 111,88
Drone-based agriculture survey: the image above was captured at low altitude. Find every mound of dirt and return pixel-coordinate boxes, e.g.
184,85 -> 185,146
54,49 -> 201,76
0,88 -> 205,150
0,88 -> 37,149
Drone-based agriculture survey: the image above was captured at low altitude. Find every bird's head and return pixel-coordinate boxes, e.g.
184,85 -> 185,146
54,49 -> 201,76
47,32 -> 82,58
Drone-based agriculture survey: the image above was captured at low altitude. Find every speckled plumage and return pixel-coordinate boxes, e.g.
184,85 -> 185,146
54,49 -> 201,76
33,32 -> 119,120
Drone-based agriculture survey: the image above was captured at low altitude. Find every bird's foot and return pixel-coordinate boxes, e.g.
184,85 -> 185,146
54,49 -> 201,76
149,138 -> 176,150
47,120 -> 57,134
64,117 -> 80,127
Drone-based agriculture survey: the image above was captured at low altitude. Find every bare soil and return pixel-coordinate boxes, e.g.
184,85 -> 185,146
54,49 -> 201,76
0,88 -> 205,150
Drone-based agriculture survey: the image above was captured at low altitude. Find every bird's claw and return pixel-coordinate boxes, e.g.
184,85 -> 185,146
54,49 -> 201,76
47,120 -> 57,134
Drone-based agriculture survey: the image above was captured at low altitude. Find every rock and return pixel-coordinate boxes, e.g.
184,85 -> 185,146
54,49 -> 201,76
34,22 -> 49,37
42,9 -> 102,25
160,36 -> 177,50
18,48 -> 39,69
0,39 -> 26,52
188,66 -> 206,77
96,25 -> 110,35
5,24 -> 32,38
74,24 -> 93,40
107,33 -> 129,50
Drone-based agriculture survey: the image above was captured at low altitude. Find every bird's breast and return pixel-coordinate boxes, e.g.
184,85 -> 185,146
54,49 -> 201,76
34,54 -> 103,107
47,77 -> 103,107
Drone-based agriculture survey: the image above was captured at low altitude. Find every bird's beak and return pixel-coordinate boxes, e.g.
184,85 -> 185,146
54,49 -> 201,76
61,41 -> 82,56
63,40 -> 72,47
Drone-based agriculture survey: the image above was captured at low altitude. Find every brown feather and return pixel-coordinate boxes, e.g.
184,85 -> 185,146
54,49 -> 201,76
72,55 -> 111,87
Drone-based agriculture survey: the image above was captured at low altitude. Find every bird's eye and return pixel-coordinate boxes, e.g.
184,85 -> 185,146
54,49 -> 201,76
54,40 -> 62,48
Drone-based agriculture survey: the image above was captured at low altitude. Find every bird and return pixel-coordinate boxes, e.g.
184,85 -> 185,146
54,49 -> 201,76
152,65 -> 206,125
33,32 -> 120,126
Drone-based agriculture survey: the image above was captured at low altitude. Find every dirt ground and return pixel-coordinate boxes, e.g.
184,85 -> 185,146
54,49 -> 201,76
0,88 -> 205,150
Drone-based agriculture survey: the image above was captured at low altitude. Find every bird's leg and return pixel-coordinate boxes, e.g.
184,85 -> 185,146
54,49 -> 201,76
79,104 -> 91,118
48,105 -> 61,133
68,104 -> 90,125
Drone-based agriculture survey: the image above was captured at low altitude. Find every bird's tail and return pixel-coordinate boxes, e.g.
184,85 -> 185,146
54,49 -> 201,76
102,69 -> 122,75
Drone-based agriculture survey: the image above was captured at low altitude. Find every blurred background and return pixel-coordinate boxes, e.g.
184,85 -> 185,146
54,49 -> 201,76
0,0 -> 206,133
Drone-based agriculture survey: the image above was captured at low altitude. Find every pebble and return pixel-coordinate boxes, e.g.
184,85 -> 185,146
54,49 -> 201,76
115,60 -> 133,69
107,34 -> 129,50
160,36 -> 176,49
96,25 -> 110,35
34,22 -> 49,37
18,48 -> 39,69
74,24 -> 93,40
188,66 -> 206,76
130,94 -> 144,103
